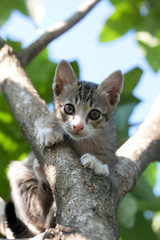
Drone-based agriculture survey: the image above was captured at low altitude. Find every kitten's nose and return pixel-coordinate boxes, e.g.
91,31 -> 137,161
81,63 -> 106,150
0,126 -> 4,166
72,115 -> 84,132
73,124 -> 84,132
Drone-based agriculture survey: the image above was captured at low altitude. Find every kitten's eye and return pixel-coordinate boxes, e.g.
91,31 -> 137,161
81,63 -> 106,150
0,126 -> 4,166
64,104 -> 75,115
88,109 -> 101,120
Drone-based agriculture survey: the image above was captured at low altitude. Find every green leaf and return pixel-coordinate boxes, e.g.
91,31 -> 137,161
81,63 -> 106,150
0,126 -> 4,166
0,112 -> 12,123
100,2 -> 140,42
122,67 -> 143,96
143,162 -> 157,188
118,67 -> 142,107
115,66 -> 143,130
26,49 -> 80,104
138,39 -> 160,72
0,166 -> 10,200
110,0 -> 145,7
6,39 -> 22,53
115,67 -> 142,146
14,0 -> 28,16
100,0 -> 160,73
115,102 -> 137,130
118,193 -> 138,228
26,48 -> 57,104
132,175 -> 156,202
138,197 -> 160,212
0,0 -> 13,26
116,100 -> 139,146
0,95 -> 30,200
70,61 -> 80,80
0,0 -> 28,27
131,163 -> 157,212
110,0 -> 122,5
120,211 -> 157,240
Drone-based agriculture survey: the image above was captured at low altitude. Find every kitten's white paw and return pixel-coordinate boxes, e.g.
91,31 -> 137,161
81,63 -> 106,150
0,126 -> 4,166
94,163 -> 109,176
36,127 -> 64,146
37,128 -> 56,146
80,153 -> 95,169
81,153 -> 109,176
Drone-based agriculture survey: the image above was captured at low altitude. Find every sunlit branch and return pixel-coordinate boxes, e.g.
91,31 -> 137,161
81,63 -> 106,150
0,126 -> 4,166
17,0 -> 101,67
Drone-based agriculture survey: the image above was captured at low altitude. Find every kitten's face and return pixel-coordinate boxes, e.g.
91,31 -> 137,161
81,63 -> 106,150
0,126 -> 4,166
54,82 -> 109,140
53,60 -> 123,141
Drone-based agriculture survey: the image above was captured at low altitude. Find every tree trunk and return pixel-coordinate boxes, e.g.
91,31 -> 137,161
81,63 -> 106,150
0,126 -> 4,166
0,13 -> 160,240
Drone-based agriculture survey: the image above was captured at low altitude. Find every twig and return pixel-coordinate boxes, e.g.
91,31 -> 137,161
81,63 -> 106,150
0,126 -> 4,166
17,0 -> 101,67
114,94 -> 160,198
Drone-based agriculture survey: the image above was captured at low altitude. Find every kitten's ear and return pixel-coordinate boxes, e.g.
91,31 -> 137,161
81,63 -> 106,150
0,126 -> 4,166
53,60 -> 77,96
98,70 -> 123,106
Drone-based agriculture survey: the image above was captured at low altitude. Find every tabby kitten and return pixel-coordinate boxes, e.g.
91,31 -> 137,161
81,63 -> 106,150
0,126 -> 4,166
36,60 -> 123,175
5,61 -> 123,238
5,153 -> 55,238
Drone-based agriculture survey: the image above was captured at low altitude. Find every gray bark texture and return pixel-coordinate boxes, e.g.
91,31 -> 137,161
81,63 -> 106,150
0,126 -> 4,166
0,0 -> 160,238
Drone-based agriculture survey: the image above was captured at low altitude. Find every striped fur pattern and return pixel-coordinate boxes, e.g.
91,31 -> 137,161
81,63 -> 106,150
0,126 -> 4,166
37,60 -> 123,175
6,154 -> 56,238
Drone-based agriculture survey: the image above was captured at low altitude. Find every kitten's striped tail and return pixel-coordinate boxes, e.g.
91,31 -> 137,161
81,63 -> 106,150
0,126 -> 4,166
5,200 -> 35,238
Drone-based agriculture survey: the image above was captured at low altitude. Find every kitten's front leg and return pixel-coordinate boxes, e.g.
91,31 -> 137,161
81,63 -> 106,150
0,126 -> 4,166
81,153 -> 109,176
36,127 -> 64,146
35,115 -> 64,146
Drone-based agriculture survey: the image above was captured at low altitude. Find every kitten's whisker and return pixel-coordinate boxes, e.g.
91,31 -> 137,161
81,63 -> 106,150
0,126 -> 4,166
96,134 -> 109,142
56,131 -> 65,140
88,136 -> 99,152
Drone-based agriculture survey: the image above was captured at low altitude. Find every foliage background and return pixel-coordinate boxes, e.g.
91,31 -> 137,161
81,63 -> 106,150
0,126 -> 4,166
0,0 -> 160,239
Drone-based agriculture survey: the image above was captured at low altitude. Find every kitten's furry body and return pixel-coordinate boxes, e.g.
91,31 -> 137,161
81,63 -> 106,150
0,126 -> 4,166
5,154 -> 55,238
37,61 -> 123,175
5,61 -> 123,238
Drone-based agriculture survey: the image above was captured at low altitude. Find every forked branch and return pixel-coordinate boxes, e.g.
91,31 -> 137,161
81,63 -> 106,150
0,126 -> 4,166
0,41 -> 119,240
113,94 -> 160,199
1,37 -> 160,240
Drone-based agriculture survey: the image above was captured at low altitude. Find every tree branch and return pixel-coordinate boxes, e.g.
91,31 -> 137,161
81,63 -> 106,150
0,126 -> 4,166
1,41 -> 160,239
0,40 -> 119,240
113,94 -> 160,199
17,0 -> 100,67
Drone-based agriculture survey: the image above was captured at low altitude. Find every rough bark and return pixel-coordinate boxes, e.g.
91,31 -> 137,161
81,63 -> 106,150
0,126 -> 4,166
1,37 -> 160,240
114,94 -> 160,200
0,40 -> 119,240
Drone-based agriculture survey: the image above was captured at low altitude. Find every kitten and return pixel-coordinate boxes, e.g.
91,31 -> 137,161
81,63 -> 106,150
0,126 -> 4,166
5,153 -> 56,238
4,61 -> 122,238
36,61 -> 123,175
